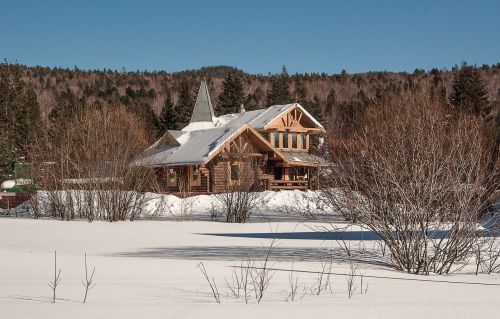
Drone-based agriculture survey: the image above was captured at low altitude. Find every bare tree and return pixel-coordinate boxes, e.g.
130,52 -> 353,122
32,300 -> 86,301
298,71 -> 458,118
321,90 -> 499,274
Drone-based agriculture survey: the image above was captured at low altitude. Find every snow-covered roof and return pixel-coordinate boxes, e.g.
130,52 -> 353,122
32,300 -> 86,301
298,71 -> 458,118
135,103 -> 325,167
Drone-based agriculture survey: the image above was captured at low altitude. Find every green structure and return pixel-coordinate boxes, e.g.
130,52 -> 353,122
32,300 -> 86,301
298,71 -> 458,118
4,162 -> 37,193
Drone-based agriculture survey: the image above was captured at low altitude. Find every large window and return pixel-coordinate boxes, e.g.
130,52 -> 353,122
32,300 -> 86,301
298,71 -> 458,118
291,132 -> 297,148
273,131 -> 279,148
301,133 -> 307,149
282,131 -> 289,148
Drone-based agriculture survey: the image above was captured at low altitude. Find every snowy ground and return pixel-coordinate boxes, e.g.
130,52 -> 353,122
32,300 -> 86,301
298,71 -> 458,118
1,218 -> 499,319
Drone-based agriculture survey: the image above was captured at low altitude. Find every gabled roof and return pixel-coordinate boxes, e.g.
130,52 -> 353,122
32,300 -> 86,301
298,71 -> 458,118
135,103 -> 325,167
190,81 -> 215,124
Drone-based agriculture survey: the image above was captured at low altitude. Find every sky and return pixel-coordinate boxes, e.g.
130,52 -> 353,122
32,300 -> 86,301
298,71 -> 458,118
0,0 -> 499,74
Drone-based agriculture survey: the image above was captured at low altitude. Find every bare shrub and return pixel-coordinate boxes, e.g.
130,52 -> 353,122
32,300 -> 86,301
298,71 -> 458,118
322,90 -> 499,274
474,233 -> 500,274
197,262 -> 221,304
48,251 -> 62,303
345,262 -> 358,299
82,253 -> 96,303
32,105 -> 156,221
250,238 -> 277,303
225,258 -> 252,302
285,260 -> 305,302
216,135 -> 267,223
311,256 -> 334,295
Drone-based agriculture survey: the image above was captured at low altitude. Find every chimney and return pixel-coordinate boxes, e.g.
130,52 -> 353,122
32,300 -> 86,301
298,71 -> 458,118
240,103 -> 246,113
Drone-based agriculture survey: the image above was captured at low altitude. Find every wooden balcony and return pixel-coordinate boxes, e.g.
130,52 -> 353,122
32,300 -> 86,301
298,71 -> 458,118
268,179 -> 309,190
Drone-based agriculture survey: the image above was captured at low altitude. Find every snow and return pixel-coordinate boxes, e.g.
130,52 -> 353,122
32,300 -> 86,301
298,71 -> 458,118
1,189 -> 328,221
1,179 -> 33,189
181,120 -> 216,132
0,218 -> 498,319
1,180 -> 15,189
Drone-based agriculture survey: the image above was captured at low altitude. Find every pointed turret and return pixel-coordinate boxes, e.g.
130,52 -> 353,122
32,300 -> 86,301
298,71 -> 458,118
190,81 -> 215,124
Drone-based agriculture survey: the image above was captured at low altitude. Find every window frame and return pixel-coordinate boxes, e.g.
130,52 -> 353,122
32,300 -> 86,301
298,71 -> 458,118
189,166 -> 202,187
167,168 -> 177,187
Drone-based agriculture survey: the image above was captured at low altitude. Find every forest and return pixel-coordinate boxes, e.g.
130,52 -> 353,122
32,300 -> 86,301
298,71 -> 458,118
0,61 -> 499,180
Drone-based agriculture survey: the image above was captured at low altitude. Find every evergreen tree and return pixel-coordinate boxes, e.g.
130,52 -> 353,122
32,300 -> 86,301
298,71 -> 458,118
217,72 -> 245,115
450,62 -> 490,115
158,88 -> 176,134
175,80 -> 194,129
306,95 -> 324,126
0,64 -> 41,179
294,82 -> 308,104
267,66 -> 291,105
325,88 -> 337,115
49,87 -> 81,137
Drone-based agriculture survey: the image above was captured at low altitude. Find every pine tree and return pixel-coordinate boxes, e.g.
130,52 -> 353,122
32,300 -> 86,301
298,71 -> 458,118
450,62 -> 490,115
325,88 -> 337,115
49,87 -> 81,137
267,66 -> 291,106
294,82 -> 308,104
217,72 -> 245,115
158,88 -> 176,134
306,95 -> 324,126
0,64 -> 41,179
175,81 -> 194,129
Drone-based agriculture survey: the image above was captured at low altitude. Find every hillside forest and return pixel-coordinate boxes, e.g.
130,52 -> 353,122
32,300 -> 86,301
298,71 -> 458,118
0,62 -> 499,180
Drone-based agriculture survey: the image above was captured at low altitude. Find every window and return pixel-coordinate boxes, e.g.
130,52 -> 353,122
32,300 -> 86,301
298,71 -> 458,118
167,168 -> 177,187
301,133 -> 307,149
230,163 -> 239,181
273,131 -> 279,148
291,132 -> 297,148
190,166 -> 201,186
282,131 -> 289,148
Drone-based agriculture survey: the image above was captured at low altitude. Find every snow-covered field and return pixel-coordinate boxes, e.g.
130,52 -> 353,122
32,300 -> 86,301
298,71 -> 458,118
1,217 -> 499,319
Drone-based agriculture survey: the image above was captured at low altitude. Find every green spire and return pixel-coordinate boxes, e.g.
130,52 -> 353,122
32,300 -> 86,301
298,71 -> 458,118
190,81 -> 215,123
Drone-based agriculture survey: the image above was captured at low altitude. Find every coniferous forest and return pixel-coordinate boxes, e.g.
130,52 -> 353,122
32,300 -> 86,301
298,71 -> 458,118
1,62 -> 499,179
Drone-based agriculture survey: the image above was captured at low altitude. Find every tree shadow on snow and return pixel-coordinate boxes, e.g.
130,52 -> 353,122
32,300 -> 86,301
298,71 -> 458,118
114,245 -> 394,269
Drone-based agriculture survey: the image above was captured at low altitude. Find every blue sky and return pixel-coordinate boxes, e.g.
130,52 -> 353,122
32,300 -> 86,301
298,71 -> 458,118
0,0 -> 498,74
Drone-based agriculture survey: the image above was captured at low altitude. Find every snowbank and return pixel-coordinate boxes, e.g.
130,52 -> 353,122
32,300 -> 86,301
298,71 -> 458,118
2,189 -> 332,221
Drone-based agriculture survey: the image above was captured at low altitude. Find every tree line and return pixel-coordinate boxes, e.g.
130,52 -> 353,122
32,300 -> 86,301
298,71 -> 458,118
0,61 -> 498,180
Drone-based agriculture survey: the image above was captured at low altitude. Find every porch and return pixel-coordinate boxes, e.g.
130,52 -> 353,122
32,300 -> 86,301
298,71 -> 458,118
258,166 -> 318,191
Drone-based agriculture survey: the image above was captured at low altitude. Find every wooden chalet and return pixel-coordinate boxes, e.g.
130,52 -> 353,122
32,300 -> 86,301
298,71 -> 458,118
135,81 -> 328,194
